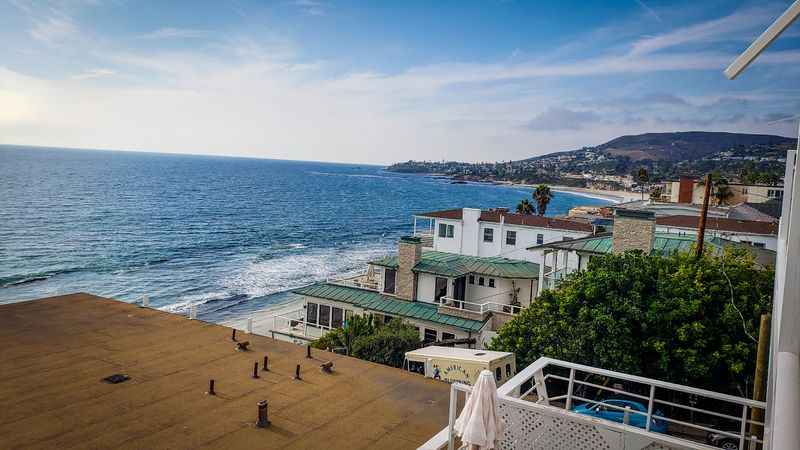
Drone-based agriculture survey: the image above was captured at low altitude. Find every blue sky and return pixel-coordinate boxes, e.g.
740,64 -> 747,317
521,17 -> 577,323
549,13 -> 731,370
1,0 -> 799,164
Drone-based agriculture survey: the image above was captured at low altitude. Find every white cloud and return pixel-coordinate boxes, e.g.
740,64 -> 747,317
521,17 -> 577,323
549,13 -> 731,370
71,68 -> 116,80
292,0 -> 328,16
137,28 -> 209,40
29,16 -> 78,45
630,6 -> 777,56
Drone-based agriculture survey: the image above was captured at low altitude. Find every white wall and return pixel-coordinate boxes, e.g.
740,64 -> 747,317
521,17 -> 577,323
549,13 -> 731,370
432,218 -> 463,254
461,208 -> 481,256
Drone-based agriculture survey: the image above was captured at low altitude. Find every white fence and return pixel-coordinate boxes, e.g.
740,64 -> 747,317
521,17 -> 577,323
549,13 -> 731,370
420,357 -> 766,450
438,296 -> 522,316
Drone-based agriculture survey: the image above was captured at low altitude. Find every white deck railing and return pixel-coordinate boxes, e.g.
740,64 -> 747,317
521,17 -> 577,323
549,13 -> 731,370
420,357 -> 766,450
326,269 -> 380,291
271,309 -> 332,340
438,296 -> 522,316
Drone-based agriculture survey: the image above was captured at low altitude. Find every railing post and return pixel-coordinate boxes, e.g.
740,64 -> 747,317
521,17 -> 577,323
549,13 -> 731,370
623,406 -> 631,425
447,383 -> 458,450
646,385 -> 656,432
246,317 -> 253,334
739,405 -> 748,450
565,368 -> 576,411
190,304 -> 197,320
142,294 -> 149,307
748,435 -> 758,450
533,369 -> 549,405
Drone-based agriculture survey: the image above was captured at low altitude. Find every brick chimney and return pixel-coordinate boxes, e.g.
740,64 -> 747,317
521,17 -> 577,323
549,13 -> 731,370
396,236 -> 421,300
612,209 -> 655,254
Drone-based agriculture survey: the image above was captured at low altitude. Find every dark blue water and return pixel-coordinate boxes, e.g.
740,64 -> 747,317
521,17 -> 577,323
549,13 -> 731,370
0,146 -> 608,320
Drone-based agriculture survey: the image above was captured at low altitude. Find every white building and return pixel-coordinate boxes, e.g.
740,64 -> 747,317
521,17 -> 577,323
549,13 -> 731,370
277,236 -> 540,349
412,208 -> 596,265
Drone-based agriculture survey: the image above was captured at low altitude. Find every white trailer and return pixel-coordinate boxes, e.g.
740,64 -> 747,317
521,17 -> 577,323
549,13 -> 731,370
403,346 -> 516,386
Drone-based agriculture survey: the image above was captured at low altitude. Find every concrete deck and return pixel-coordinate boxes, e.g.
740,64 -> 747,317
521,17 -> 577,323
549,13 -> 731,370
0,293 -> 451,450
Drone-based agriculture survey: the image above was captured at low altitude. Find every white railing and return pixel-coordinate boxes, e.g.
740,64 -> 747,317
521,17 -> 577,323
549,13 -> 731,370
271,309 -> 332,340
438,296 -> 522,316
420,357 -> 766,450
326,269 -> 380,291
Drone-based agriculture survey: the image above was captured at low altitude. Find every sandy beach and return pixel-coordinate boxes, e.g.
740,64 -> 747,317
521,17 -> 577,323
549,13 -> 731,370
549,185 -> 642,204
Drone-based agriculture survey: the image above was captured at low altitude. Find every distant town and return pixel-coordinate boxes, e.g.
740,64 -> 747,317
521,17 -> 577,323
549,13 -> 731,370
388,131 -> 795,191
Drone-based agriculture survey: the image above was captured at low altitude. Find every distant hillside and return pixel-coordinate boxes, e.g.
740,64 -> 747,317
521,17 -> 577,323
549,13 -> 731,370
594,131 -> 795,162
388,131 -> 796,185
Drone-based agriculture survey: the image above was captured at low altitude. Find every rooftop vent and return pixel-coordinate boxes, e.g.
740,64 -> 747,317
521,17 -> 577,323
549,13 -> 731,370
102,374 -> 130,384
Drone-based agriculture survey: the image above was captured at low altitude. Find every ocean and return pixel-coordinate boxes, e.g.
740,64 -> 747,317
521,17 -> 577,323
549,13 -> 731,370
0,146 -> 609,322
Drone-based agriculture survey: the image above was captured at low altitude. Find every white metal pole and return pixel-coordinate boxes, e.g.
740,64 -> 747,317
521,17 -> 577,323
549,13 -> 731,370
246,317 -> 253,334
142,294 -> 149,307
189,304 -> 197,320
447,384 -> 458,450
646,385 -> 656,432
565,368 -> 575,410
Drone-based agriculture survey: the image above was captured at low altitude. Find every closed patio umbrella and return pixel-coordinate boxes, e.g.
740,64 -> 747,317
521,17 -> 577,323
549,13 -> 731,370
454,369 -> 503,449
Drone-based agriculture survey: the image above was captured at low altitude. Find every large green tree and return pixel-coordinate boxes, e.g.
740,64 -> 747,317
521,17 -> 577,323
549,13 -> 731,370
490,249 -> 773,396
313,315 -> 422,368
516,199 -> 534,215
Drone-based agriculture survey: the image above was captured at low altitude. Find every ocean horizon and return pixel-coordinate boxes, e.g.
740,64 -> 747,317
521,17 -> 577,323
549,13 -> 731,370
0,145 -> 609,322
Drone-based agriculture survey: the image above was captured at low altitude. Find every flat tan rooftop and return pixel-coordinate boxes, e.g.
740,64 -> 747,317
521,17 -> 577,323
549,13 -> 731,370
0,293 -> 450,450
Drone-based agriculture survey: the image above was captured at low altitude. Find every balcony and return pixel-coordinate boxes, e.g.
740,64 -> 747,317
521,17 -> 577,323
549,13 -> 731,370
326,269 -> 379,291
269,308 -> 333,343
420,357 -> 765,450
437,296 -> 521,323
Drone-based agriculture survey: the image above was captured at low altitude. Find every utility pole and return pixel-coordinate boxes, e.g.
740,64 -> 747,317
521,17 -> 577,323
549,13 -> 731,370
749,313 -> 771,445
695,174 -> 712,258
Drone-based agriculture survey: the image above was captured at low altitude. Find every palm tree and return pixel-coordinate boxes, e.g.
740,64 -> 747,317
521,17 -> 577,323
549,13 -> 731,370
533,184 -> 552,216
516,199 -> 534,215
637,167 -> 649,200
699,173 -> 735,206
713,182 -> 734,206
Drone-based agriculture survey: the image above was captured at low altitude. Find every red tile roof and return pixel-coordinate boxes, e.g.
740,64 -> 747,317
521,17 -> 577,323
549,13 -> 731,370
417,208 -> 594,232
656,215 -> 778,235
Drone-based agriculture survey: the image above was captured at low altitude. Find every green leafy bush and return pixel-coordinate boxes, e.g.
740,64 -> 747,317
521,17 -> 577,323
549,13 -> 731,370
490,249 -> 773,396
313,315 -> 422,368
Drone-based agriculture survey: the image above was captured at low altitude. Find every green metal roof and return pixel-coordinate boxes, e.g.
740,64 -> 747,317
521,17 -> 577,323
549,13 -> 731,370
292,283 -> 487,332
530,232 -> 700,256
369,251 -> 539,279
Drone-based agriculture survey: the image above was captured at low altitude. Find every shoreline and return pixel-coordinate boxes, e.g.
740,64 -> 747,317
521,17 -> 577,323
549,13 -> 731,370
548,185 -> 640,204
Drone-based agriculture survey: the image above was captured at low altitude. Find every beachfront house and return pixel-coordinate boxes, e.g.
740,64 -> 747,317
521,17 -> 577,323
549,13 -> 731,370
531,208 -> 776,292
273,236 -> 540,349
411,207 -> 595,264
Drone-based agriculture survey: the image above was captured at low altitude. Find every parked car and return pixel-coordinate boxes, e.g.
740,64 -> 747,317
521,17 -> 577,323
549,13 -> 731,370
572,398 -> 668,433
706,432 -> 740,449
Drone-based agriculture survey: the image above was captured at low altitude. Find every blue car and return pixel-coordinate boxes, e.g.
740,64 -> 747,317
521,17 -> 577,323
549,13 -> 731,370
572,398 -> 668,433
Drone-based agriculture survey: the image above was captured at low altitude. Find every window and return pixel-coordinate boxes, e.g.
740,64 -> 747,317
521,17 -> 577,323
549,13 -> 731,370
506,230 -> 516,246
478,277 -> 485,286
383,314 -> 394,324
442,332 -> 455,341
495,367 -> 502,381
438,223 -> 455,238
306,302 -> 318,325
754,242 -> 766,248
435,277 -> 448,303
424,328 -> 437,343
384,269 -> 396,294
483,228 -> 494,242
506,363 -> 512,377
331,307 -> 344,328
536,233 -> 544,245
488,278 -> 495,288
318,304 -> 331,327
468,275 -> 475,284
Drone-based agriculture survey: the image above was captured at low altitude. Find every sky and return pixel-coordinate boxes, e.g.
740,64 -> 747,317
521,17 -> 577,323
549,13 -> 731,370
1,0 -> 799,164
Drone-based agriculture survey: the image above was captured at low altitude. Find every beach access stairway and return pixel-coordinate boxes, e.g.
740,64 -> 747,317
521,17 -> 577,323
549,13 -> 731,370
419,357 -> 765,450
